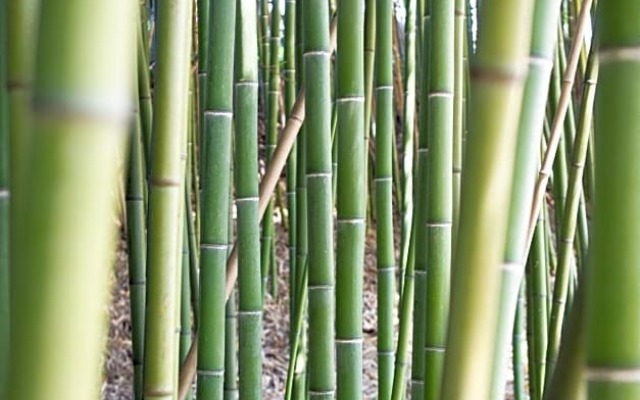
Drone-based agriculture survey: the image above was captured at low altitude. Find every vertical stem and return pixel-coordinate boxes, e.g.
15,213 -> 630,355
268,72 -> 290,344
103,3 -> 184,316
423,0 -> 454,397
512,283 -> 526,400
143,0 -> 193,397
261,0 -> 281,297
586,2 -> 640,398
440,0 -> 535,397
452,0 -> 465,246
127,79 -> 148,400
400,0 -> 416,288
224,178 -> 239,400
374,0 -> 395,396
335,0 -> 366,395
0,0 -> 9,394
304,0 -> 336,396
197,0 -> 236,395
363,0 -> 376,227
284,0 -> 298,339
180,224 -> 194,400
8,1 -> 134,398
411,0 -> 430,395
234,0 -> 263,397
6,6 -> 38,386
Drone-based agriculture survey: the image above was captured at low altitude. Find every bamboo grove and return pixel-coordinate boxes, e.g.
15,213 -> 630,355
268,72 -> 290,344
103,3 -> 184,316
1,0 -> 640,399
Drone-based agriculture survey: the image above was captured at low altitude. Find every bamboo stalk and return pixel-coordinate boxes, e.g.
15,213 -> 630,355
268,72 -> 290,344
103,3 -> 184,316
197,0 -> 210,157
374,0 -> 395,396
542,273 -> 586,400
512,284 -> 526,400
451,0 -> 465,246
6,7 -> 38,385
410,0 -> 430,395
439,0 -> 535,397
303,0 -> 336,395
180,224 -> 194,400
283,0 -> 298,341
196,0 -> 236,396
143,0 -> 193,397
7,1 -> 134,398
224,174 -> 239,400
423,0 -> 454,397
0,0 -> 9,393
585,2 -> 640,397
363,0 -> 376,227
261,0 -> 281,297
527,206 -> 550,400
390,223 -> 416,400
127,80 -> 148,400
399,0 -> 416,290
335,0 -> 366,395
234,0 -> 263,396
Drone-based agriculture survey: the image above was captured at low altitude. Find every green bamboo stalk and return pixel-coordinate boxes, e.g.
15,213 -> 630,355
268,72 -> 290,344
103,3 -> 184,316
293,37 -> 309,400
439,0 -> 535,397
452,0 -> 465,245
400,0 -> 416,287
284,259 -> 309,400
180,224 -> 194,400
261,0 -> 281,297
586,3 -> 640,397
6,0 -> 38,229
284,0 -> 298,337
6,5 -> 38,372
127,80 -> 148,400
374,0 -> 396,395
526,253 -> 539,400
293,0 -> 308,390
330,102 -> 338,206
0,0 -> 9,393
304,0 -> 336,396
259,0 -> 271,113
548,45 -> 569,233
234,0 -> 263,396
186,138 -> 200,330
335,0 -> 366,395
423,0 -> 454,398
546,41 -> 597,380
336,0 -> 364,400
196,0 -> 236,395
488,0 -> 562,397
224,291 -> 239,400
390,223 -> 416,400
143,0 -> 193,397
7,1 -> 134,398
527,206 -> 550,400
512,283 -> 526,400
173,71 -> 191,391
224,125 -> 239,400
363,0 -> 376,227
137,20 -> 153,162
542,274 -> 586,400
198,0 -> 210,151
411,0 -> 430,395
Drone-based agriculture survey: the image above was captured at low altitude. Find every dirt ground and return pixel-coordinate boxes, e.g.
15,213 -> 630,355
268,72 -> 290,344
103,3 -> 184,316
102,222 -> 518,399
